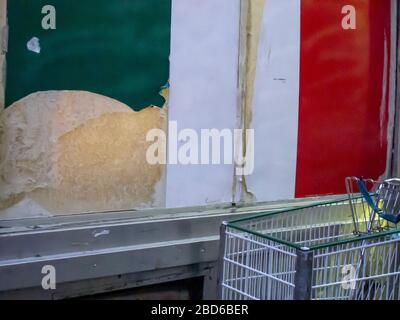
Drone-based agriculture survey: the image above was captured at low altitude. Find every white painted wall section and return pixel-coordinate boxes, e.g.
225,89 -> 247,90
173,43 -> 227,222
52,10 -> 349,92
167,0 -> 240,207
246,0 -> 301,201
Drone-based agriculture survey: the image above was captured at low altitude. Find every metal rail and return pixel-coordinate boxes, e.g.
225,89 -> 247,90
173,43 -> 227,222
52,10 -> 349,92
0,196 -> 336,299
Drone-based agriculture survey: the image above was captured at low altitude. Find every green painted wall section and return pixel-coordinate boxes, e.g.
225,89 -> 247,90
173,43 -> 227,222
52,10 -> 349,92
6,0 -> 171,110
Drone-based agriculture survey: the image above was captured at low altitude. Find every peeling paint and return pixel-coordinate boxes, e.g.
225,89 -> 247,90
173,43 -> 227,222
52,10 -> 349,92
0,90 -> 168,217
27,37 -> 40,54
243,0 -> 266,129
234,0 -> 265,204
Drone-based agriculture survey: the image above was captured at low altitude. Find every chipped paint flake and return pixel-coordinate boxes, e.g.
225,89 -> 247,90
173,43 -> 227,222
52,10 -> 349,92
27,37 -> 41,54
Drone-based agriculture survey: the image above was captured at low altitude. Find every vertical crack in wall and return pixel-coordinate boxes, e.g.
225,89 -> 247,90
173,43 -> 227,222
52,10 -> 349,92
233,0 -> 265,204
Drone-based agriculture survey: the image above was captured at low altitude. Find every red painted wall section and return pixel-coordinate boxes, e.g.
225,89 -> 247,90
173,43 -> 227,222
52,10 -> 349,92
295,0 -> 391,197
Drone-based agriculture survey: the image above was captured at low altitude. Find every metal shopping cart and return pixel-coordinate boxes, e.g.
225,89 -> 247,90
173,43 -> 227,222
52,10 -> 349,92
346,177 -> 400,235
346,177 -> 400,299
218,187 -> 400,300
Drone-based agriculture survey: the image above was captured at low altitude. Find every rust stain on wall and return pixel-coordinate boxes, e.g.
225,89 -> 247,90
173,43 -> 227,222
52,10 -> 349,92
235,0 -> 265,203
243,0 -> 265,129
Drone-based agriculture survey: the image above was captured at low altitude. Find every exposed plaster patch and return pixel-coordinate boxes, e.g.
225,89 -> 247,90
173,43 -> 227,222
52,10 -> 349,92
0,90 -> 167,217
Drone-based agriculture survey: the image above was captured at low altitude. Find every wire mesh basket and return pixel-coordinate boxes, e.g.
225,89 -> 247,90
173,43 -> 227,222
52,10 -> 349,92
218,198 -> 400,300
346,177 -> 400,235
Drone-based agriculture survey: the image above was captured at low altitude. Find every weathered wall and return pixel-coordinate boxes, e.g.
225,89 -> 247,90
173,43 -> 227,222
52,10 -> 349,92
0,1 -> 170,218
234,0 -> 265,204
0,0 -> 396,218
0,91 -> 166,217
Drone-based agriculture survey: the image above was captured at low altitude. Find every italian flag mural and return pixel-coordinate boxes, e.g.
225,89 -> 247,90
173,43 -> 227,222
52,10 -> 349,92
168,0 -> 395,207
0,0 -> 396,218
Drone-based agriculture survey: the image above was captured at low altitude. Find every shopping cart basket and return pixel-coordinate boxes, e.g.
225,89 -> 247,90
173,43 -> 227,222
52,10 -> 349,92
218,197 -> 400,300
346,177 -> 400,235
